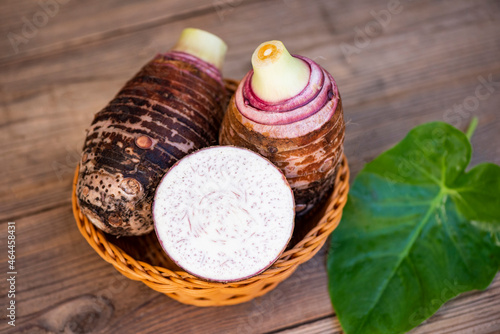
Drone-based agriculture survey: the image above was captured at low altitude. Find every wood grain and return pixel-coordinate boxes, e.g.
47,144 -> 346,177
0,205 -> 334,334
0,0 -> 244,59
275,275 -> 500,334
1,0 -> 499,333
2,0 -> 499,221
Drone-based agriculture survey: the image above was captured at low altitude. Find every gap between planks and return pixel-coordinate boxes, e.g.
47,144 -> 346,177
0,0 -> 270,66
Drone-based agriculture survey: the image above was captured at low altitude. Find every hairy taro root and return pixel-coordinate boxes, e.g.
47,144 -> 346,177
219,40 -> 345,216
76,28 -> 228,236
153,146 -> 295,282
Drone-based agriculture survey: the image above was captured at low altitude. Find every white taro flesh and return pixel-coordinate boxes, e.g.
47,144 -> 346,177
153,146 -> 295,282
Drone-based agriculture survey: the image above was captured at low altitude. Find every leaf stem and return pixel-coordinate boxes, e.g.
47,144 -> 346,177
465,117 -> 478,140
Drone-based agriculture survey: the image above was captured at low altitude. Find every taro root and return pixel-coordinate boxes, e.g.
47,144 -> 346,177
76,28 -> 228,236
153,146 -> 295,282
219,40 -> 345,217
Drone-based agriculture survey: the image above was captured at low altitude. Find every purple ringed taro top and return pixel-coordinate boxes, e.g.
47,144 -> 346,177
154,51 -> 224,86
235,55 -> 340,138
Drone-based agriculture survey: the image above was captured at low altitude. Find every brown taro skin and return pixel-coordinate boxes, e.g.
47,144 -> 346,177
219,56 -> 345,217
76,51 -> 227,236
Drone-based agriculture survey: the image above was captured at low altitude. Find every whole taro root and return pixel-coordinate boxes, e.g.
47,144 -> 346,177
76,28 -> 228,236
219,40 -> 345,217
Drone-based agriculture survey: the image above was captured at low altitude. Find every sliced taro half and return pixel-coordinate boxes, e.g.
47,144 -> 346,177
153,146 -> 295,282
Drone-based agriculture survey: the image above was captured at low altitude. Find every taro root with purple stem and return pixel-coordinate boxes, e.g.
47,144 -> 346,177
76,28 -> 228,236
219,40 -> 345,217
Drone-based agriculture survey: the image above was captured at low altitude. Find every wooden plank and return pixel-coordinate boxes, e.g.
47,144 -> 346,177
1,0 -> 500,332
0,205 -> 334,334
2,0 -> 500,222
0,0 -> 229,59
273,274 -> 500,334
275,318 -> 343,334
0,78 -> 124,221
2,194 -> 500,333
1,81 -> 497,222
0,0 -> 342,222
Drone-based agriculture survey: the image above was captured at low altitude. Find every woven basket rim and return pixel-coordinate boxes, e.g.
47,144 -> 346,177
72,154 -> 349,286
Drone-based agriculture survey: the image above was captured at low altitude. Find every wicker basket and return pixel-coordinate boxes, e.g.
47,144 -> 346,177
71,79 -> 350,307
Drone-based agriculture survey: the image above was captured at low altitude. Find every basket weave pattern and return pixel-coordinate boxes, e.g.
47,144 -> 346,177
71,79 -> 350,306
72,155 -> 349,306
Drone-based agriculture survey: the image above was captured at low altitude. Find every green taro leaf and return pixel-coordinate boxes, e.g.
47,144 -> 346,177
327,122 -> 500,334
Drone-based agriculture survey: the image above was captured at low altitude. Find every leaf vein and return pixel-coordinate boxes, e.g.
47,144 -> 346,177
440,197 -> 474,277
356,191 -> 445,333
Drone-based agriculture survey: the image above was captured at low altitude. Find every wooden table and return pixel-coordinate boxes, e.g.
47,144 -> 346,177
1,0 -> 499,333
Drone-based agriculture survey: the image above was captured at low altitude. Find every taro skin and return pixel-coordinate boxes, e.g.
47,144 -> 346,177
220,40 -> 345,216
77,28 -> 228,236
